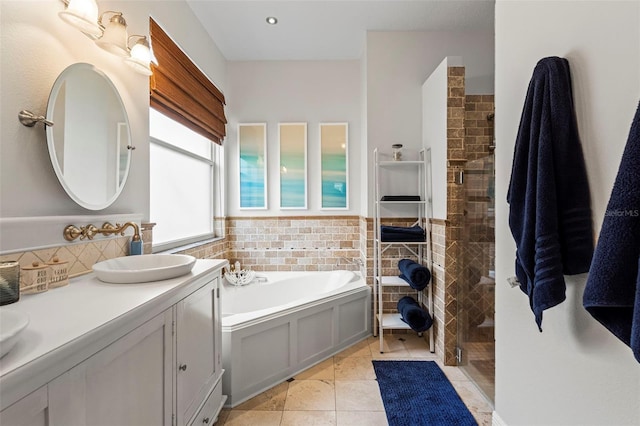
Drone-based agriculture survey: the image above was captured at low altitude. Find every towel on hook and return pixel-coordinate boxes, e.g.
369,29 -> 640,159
507,57 -> 594,331
584,101 -> 640,363
397,296 -> 433,332
398,259 -> 431,291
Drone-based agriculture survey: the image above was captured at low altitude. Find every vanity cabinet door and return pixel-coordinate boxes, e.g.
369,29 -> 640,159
176,278 -> 218,425
48,309 -> 173,426
0,385 -> 49,426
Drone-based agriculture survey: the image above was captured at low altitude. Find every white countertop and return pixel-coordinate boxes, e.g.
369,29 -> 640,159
0,258 -> 227,411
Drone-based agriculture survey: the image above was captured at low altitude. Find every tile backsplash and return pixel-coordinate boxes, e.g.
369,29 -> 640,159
0,236 -> 130,279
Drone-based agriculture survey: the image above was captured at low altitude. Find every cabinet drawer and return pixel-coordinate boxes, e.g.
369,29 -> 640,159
188,380 -> 225,426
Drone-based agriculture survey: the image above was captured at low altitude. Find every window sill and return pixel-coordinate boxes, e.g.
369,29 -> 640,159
154,236 -> 225,255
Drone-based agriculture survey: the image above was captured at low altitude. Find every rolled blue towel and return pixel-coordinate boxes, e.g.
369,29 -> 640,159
397,296 -> 433,332
380,225 -> 426,242
398,259 -> 431,291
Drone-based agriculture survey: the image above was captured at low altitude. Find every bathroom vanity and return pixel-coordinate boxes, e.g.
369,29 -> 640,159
0,259 -> 227,426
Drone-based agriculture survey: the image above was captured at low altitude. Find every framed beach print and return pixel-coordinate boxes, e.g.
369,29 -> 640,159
279,123 -> 307,209
238,123 -> 267,209
320,122 -> 349,209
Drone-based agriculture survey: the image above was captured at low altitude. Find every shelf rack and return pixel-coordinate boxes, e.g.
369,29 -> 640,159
372,148 -> 434,354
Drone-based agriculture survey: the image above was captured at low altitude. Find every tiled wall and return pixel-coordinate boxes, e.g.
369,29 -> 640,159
437,66 -> 468,365
464,95 -> 495,161
0,236 -> 130,280
434,67 -> 496,365
225,216 -> 362,272
174,238 -> 228,260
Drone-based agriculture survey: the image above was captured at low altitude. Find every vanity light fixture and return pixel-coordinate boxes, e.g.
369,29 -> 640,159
124,36 -> 153,76
58,0 -> 102,37
95,11 -> 129,57
57,0 -> 154,76
266,16 -> 278,25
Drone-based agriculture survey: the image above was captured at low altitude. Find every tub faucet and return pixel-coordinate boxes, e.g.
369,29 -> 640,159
336,257 -> 364,267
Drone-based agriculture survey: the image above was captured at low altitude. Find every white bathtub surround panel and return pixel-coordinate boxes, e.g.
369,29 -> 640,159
0,259 -> 227,411
221,271 -> 371,406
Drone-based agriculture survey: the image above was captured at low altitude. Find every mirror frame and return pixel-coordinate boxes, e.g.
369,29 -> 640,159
45,63 -> 132,210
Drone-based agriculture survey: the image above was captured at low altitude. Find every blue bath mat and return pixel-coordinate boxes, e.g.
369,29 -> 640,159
372,360 -> 478,426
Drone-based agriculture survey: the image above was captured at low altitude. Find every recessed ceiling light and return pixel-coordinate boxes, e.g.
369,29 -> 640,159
266,16 -> 278,25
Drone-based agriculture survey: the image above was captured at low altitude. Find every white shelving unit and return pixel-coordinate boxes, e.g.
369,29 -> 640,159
372,148 -> 434,354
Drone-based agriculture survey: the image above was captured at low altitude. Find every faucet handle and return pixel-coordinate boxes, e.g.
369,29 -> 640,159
63,225 -> 82,241
102,222 -> 117,231
101,222 -> 119,235
84,224 -> 99,240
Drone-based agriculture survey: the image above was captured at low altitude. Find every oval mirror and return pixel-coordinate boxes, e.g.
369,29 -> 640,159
45,63 -> 132,210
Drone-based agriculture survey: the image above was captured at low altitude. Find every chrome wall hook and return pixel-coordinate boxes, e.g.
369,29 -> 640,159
18,110 -> 54,128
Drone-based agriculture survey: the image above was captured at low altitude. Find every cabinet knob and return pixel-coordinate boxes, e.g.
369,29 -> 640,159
202,417 -> 210,424
179,364 -> 188,371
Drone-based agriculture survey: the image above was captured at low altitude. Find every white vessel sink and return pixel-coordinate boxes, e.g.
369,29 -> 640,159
0,309 -> 29,359
92,254 -> 197,284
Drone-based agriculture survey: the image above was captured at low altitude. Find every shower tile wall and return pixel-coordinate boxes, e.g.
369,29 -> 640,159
439,66 -> 468,365
461,158 -> 495,343
430,67 -> 496,365
464,95 -> 495,161
461,95 -> 495,343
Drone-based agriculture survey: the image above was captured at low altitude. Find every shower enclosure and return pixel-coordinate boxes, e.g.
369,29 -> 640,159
457,114 -> 495,403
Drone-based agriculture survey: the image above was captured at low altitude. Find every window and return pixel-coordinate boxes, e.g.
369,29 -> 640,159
150,109 -> 222,251
148,18 -> 226,252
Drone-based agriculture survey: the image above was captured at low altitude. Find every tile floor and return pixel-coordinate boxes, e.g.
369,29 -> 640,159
214,334 -> 493,425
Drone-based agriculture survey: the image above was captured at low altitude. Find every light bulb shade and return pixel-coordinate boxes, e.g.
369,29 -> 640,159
124,39 -> 153,76
95,14 -> 129,57
58,0 -> 102,37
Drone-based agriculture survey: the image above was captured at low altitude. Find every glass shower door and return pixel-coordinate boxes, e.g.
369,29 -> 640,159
457,153 -> 495,403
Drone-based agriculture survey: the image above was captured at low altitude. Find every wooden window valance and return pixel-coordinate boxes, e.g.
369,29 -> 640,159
149,18 -> 226,144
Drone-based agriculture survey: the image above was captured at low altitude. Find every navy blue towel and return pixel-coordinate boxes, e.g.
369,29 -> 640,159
381,225 -> 425,242
398,259 -> 431,291
584,101 -> 640,363
508,57 -> 594,331
397,296 -> 433,333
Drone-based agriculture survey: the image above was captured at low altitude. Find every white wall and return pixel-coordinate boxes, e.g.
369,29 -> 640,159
226,60 -> 361,216
422,57 -> 462,220
0,1 -> 226,224
495,1 -> 640,425
365,31 -> 494,216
